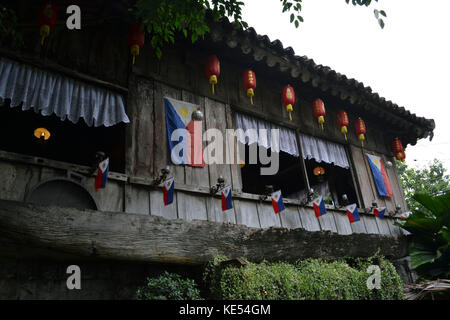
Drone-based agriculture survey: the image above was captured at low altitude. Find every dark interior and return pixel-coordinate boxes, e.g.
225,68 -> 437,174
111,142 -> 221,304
240,143 -> 359,206
304,158 -> 358,207
240,144 -> 307,199
0,102 -> 125,172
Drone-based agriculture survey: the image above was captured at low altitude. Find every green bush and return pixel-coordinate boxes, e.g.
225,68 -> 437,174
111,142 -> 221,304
203,255 -> 404,300
136,271 -> 203,300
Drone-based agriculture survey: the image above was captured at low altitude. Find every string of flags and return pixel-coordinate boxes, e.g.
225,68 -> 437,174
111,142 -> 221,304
96,164 -> 412,224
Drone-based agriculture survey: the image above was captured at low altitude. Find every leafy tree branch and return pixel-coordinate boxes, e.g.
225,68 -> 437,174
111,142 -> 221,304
132,0 -> 386,58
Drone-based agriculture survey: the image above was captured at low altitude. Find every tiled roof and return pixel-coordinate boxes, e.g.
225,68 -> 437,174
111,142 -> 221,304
206,14 -> 435,145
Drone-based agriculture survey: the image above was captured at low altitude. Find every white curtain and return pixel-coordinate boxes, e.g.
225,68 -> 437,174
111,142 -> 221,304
299,133 -> 349,169
0,57 -> 130,127
234,112 -> 299,157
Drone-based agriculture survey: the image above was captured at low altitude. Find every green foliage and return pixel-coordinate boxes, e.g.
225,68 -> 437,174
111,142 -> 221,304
397,159 -> 450,211
0,7 -> 24,48
203,255 -> 404,300
136,271 -> 203,300
133,0 -> 385,59
395,193 -> 450,280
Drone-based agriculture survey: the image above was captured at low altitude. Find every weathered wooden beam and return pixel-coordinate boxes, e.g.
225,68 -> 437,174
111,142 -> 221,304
0,200 -> 409,265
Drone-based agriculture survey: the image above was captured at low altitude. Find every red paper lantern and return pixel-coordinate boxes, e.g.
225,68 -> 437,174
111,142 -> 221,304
243,69 -> 256,105
282,85 -> 295,121
337,110 -> 349,140
355,118 -> 366,147
313,99 -> 326,130
37,1 -> 58,45
128,23 -> 145,65
392,138 -> 405,161
205,55 -> 220,95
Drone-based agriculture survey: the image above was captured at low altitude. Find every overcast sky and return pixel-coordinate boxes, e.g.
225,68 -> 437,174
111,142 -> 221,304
241,0 -> 450,172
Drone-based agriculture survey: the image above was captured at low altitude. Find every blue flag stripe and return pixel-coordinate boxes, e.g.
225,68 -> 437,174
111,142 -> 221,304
366,155 -> 388,197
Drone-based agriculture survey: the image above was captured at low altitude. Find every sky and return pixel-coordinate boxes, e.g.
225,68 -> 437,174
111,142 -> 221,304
241,0 -> 450,173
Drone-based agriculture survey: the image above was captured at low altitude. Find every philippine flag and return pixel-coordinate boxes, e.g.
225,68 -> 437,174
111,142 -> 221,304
271,190 -> 285,214
95,158 -> 109,190
163,177 -> 174,206
366,154 -> 393,198
164,97 -> 204,167
373,207 -> 386,219
346,203 -> 360,223
221,186 -> 233,211
400,211 -> 412,219
313,196 -> 327,218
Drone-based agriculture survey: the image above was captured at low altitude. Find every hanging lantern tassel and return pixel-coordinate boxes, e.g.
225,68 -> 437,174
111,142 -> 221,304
205,55 -> 220,95
318,116 -> 325,130
243,69 -> 256,105
359,134 -> 365,147
286,104 -> 293,121
130,45 -> 139,65
313,99 -> 326,130
128,23 -> 145,65
210,75 -> 217,94
341,126 -> 348,140
355,118 -> 366,148
37,2 -> 58,46
40,25 -> 50,45
247,88 -> 254,104
282,85 -> 295,121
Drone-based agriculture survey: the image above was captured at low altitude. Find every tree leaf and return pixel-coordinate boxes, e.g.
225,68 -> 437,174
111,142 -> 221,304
410,242 -> 438,269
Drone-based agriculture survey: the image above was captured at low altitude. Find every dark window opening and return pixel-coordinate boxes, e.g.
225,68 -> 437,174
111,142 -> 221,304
241,144 -> 306,199
0,102 -> 125,173
304,158 -> 358,207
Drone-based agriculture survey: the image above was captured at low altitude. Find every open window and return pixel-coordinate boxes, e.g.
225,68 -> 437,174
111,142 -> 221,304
235,112 -> 308,200
0,57 -> 129,172
299,133 -> 358,207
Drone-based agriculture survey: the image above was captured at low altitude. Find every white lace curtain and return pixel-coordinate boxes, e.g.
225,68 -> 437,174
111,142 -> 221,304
0,57 -> 130,127
299,133 -> 349,169
234,112 -> 299,157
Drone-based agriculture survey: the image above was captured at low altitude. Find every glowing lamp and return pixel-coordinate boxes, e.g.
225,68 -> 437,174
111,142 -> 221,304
34,128 -> 51,140
313,166 -> 326,176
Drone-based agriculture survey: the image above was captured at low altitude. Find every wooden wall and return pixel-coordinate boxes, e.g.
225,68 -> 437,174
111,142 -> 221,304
0,15 -> 410,239
0,138 -> 403,239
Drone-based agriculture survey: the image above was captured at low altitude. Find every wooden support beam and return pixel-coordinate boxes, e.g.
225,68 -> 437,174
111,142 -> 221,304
0,200 -> 409,265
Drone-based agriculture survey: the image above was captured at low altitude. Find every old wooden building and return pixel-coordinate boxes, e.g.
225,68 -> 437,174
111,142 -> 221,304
0,1 -> 435,299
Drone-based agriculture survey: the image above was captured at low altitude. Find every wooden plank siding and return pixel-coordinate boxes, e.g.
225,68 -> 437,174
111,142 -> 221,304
0,34 -> 410,239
